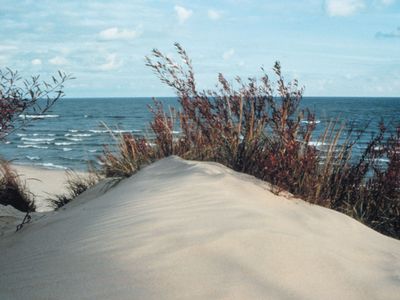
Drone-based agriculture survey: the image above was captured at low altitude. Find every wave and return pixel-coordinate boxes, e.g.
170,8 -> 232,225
66,137 -> 83,142
68,129 -> 79,133
90,129 -> 133,134
63,148 -> 72,152
34,162 -> 68,170
89,129 -> 109,133
21,137 -> 55,142
26,156 -> 41,161
55,142 -> 75,146
301,120 -> 321,125
19,114 -> 59,119
112,130 -> 132,133
65,133 -> 92,137
17,145 -> 48,149
88,149 -> 97,153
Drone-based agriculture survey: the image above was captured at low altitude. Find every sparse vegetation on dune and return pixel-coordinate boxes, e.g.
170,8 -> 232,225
51,170 -> 100,209
100,43 -> 400,239
0,160 -> 35,213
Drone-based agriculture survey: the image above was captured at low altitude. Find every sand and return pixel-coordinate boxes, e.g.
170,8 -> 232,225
13,165 -> 79,211
0,156 -> 399,299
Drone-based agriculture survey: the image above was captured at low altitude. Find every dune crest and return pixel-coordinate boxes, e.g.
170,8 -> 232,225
1,156 -> 399,299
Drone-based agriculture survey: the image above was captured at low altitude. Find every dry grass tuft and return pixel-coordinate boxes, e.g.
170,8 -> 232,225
51,170 -> 100,209
0,160 -> 35,213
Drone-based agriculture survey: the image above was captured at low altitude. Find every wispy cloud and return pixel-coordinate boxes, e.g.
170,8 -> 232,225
99,53 -> 122,71
49,56 -> 68,65
208,9 -> 221,20
174,5 -> 193,24
380,0 -> 395,5
325,0 -> 365,16
99,27 -> 139,41
222,48 -> 235,60
376,27 -> 400,38
31,59 -> 42,65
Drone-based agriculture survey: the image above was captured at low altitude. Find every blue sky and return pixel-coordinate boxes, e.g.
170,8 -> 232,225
0,0 -> 399,97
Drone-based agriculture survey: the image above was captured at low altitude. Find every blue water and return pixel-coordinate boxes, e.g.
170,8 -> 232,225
1,97 -> 399,170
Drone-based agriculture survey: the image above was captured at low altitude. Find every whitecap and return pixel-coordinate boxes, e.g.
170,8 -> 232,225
63,148 -> 72,152
112,130 -> 132,133
89,129 -> 109,133
66,137 -> 83,142
23,141 -> 52,145
21,137 -> 55,142
301,120 -> 321,125
55,142 -> 75,146
17,145 -> 48,149
19,114 -> 59,119
26,156 -> 40,161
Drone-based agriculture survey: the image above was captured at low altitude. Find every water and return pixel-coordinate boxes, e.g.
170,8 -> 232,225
1,97 -> 399,170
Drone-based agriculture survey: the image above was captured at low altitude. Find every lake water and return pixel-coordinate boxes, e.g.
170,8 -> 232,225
1,97 -> 399,170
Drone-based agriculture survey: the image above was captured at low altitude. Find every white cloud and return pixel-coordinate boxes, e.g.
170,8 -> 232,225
222,48 -> 235,60
49,56 -> 68,65
99,53 -> 122,71
174,5 -> 193,24
99,27 -> 138,41
31,58 -> 42,65
380,0 -> 395,5
208,9 -> 221,20
325,0 -> 365,16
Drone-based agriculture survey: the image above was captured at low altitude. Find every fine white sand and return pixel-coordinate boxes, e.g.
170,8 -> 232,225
0,156 -> 399,299
14,165 -> 81,211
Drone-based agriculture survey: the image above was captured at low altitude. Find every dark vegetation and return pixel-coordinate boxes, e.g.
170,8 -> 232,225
100,43 -> 400,239
0,68 -> 70,218
0,160 -> 34,212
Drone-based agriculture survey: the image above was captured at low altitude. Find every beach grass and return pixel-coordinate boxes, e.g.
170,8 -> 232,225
99,43 -> 400,239
50,170 -> 100,209
0,160 -> 35,213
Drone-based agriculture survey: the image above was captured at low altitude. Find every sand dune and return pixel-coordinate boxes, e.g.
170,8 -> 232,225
1,156 -> 399,299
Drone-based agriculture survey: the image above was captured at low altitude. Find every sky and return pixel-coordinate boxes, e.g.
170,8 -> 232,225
0,0 -> 399,97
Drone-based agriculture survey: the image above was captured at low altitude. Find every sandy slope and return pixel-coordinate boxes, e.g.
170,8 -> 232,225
0,156 -> 399,299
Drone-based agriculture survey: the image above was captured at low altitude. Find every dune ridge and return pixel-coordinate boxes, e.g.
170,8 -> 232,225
1,156 -> 399,299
